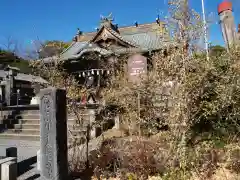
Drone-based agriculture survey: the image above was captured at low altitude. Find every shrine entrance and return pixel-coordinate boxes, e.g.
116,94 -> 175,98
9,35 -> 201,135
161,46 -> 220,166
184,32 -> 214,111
62,51 -> 114,104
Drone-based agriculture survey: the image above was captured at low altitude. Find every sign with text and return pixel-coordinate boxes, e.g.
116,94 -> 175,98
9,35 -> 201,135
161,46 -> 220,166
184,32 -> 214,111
39,88 -> 68,180
127,54 -> 147,83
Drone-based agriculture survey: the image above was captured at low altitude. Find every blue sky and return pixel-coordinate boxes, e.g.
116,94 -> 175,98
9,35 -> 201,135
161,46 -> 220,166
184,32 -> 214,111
0,0 -> 240,51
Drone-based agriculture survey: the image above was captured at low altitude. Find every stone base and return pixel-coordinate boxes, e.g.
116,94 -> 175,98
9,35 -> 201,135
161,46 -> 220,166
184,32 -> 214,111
1,161 -> 17,180
0,157 -> 17,180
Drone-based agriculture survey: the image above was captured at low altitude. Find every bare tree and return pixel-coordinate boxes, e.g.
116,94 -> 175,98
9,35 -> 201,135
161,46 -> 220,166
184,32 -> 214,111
0,35 -> 20,54
29,1 -> 240,178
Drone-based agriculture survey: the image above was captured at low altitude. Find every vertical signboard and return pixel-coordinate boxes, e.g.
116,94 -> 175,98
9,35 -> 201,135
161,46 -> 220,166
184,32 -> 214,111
127,54 -> 147,83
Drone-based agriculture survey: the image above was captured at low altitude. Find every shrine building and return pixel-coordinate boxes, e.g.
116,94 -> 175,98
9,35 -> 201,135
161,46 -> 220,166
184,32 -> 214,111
41,15 -> 173,94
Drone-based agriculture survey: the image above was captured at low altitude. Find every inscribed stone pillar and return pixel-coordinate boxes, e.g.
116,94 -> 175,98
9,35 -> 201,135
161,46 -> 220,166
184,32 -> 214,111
89,109 -> 96,139
114,115 -> 120,130
6,70 -> 16,106
39,88 -> 68,180
5,79 -> 11,106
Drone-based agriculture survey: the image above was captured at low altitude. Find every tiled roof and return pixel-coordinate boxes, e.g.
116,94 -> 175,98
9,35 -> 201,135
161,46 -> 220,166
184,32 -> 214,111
76,22 -> 166,41
61,42 -> 88,59
15,73 -> 48,84
123,32 -> 167,50
59,35 -> 167,60
41,22 -> 170,62
65,44 -> 112,59
0,70 -> 48,84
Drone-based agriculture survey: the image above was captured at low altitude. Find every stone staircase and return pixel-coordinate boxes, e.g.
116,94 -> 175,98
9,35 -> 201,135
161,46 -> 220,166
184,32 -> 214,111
0,110 -> 91,145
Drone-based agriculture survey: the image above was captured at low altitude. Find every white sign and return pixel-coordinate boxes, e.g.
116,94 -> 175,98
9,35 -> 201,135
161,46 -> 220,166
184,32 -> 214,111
127,54 -> 147,83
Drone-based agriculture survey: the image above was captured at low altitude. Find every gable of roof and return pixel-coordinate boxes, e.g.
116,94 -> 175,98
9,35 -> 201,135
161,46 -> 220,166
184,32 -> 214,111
91,25 -> 137,48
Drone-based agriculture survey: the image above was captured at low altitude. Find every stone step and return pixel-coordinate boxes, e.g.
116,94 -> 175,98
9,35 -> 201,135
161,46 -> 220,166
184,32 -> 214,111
16,114 -> 87,121
4,129 -> 87,136
20,110 -> 40,115
6,129 -> 40,135
20,118 -> 82,125
19,123 -> 88,131
20,119 -> 40,124
0,133 -> 87,144
0,133 -> 86,147
21,110 -> 92,115
18,124 -> 40,129
0,133 -> 40,141
0,133 -> 86,148
0,110 -> 91,120
0,128 -> 87,139
16,114 -> 40,119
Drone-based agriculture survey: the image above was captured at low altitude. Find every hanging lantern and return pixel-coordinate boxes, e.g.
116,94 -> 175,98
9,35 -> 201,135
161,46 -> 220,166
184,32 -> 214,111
101,69 -> 104,74
107,70 -> 110,75
88,71 -> 90,76
97,70 -> 100,75
82,72 -> 85,77
91,69 -> 94,75
79,73 -> 81,77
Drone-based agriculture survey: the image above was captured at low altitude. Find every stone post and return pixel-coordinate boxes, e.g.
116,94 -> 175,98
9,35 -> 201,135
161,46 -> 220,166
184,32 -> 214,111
89,109 -> 96,139
6,147 -> 17,158
114,115 -> 120,130
0,157 -> 17,180
39,88 -> 68,180
1,161 -> 17,180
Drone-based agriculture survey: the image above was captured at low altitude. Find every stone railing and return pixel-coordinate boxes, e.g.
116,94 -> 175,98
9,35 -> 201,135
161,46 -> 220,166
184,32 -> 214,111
0,147 -> 17,180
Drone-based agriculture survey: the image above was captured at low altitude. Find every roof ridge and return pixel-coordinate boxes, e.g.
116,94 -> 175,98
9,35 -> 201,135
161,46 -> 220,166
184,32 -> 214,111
88,25 -> 137,48
78,21 -> 165,36
118,22 -> 165,30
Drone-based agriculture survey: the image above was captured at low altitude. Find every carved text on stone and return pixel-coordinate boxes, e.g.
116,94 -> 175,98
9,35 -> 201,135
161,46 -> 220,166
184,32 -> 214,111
41,94 -> 54,179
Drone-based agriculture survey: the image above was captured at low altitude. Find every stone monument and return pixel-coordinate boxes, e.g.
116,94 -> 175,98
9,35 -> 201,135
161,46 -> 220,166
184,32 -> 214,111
4,66 -> 19,106
39,88 -> 68,180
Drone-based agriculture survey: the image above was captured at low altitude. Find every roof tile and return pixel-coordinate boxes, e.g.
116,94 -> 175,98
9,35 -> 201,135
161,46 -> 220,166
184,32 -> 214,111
42,22 -> 170,62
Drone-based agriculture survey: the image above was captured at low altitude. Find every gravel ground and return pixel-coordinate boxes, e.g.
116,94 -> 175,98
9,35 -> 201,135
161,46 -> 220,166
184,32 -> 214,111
0,139 -> 40,180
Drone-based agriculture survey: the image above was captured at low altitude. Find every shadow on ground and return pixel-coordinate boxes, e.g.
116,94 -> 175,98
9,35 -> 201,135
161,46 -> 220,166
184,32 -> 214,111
69,168 -> 94,180
17,156 -> 37,176
24,174 -> 40,180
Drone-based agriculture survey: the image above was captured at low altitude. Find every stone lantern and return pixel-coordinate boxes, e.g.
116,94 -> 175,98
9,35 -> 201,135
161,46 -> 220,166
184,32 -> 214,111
4,66 -> 20,106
